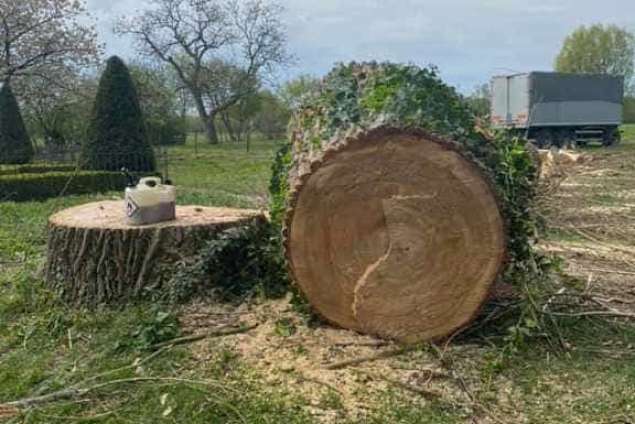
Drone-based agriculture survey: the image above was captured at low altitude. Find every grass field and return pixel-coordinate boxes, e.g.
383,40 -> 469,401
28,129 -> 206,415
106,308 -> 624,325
1,127 -> 635,423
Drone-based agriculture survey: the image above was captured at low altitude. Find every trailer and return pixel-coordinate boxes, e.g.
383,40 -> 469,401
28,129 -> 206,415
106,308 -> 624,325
491,72 -> 624,147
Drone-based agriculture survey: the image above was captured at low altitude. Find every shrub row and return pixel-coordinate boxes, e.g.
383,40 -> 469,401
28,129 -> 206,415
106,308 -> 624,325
0,163 -> 77,176
0,171 -> 129,201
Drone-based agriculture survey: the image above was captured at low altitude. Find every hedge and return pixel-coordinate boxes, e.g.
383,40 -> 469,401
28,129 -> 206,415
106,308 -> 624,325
0,163 -> 77,176
0,171 -> 130,201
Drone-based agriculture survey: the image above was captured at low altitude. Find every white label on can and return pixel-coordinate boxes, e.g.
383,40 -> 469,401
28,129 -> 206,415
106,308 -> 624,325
126,198 -> 140,217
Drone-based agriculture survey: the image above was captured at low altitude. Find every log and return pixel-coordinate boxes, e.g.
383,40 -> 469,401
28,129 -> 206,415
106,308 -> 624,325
276,63 -> 520,344
45,200 -> 263,305
284,127 -> 506,343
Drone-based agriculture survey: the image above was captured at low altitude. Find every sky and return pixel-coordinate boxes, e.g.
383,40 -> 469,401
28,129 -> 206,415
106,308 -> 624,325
85,0 -> 635,94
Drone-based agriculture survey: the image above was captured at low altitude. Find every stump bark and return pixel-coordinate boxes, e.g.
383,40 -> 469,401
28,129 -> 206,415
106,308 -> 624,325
45,200 -> 263,305
284,127 -> 506,343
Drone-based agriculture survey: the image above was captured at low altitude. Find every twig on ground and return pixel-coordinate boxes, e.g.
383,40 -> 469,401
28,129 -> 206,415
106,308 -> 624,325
388,365 -> 450,380
581,268 -> 635,276
546,310 -> 635,319
0,325 -> 252,413
151,323 -> 258,349
324,346 -> 417,370
593,296 -> 635,305
296,374 -> 343,395
75,344 -> 171,388
572,347 -> 635,357
570,227 -> 635,257
4,377 -> 230,409
332,340 -> 389,348
584,273 -> 594,294
354,369 -> 442,401
183,312 -> 249,317
36,410 -> 115,422
429,344 -> 506,424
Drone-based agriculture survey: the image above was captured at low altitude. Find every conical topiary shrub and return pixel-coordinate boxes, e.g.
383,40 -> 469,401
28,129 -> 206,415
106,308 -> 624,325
0,82 -> 33,165
83,56 -> 156,171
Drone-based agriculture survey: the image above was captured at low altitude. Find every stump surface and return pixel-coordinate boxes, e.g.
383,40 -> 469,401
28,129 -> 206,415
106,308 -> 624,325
49,201 -> 258,229
46,200 -> 263,304
285,128 -> 506,343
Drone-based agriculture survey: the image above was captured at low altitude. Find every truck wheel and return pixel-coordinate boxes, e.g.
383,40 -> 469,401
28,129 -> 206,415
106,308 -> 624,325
561,130 -> 577,149
603,128 -> 621,147
534,129 -> 551,148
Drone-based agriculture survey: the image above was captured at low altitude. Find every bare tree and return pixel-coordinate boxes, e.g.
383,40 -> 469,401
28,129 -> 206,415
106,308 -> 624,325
20,68 -> 97,150
0,0 -> 100,84
117,0 -> 290,143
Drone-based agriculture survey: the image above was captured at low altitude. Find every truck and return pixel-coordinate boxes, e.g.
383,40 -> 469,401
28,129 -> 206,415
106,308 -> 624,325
490,72 -> 623,147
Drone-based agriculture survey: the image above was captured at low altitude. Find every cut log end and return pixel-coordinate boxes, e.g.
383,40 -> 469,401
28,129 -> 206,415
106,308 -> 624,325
286,128 -> 506,343
46,200 -> 263,305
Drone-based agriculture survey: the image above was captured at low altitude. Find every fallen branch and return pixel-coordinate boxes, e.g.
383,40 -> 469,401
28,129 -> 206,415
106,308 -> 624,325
388,365 -> 450,381
593,296 -> 635,305
296,375 -> 343,395
580,268 -> 635,276
430,344 -> 506,424
354,369 -> 442,401
4,377 -> 230,409
33,410 -> 115,422
0,327 -> 252,413
151,323 -> 258,349
545,310 -> 635,319
324,346 -> 417,370
74,344 -> 171,388
332,340 -> 389,348
570,227 -> 635,257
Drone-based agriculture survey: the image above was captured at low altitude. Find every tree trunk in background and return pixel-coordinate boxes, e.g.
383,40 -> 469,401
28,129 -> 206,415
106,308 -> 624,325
204,115 -> 219,144
191,92 -> 219,144
221,111 -> 238,142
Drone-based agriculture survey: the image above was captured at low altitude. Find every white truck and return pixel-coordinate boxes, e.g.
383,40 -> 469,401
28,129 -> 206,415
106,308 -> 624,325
490,72 -> 623,147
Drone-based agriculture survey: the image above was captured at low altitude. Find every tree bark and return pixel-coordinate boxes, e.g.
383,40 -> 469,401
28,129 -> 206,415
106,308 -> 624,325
45,201 -> 263,305
191,91 -> 219,144
221,111 -> 239,143
283,126 -> 506,344
204,114 -> 219,144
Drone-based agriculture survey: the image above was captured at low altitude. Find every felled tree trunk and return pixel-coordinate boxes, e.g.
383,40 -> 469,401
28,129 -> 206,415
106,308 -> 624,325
284,126 -> 506,343
45,200 -> 263,305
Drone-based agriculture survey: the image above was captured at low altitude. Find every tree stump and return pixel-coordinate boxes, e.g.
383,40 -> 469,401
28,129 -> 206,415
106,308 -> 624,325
45,200 -> 263,305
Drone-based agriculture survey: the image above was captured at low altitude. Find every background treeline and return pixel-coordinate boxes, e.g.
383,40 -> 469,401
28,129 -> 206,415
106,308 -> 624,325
20,64 -> 319,152
3,0 -> 635,160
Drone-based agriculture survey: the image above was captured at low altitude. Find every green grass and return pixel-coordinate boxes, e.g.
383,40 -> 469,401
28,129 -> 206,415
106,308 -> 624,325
621,123 -> 635,144
0,274 -> 315,423
0,193 -> 117,263
166,136 -> 281,208
2,135 -> 635,422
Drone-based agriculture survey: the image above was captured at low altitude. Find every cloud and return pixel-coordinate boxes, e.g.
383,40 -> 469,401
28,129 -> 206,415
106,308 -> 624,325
86,0 -> 635,92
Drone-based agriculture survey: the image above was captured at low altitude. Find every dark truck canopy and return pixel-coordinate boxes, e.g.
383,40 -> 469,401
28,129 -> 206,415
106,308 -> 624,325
529,72 -> 624,104
491,71 -> 624,129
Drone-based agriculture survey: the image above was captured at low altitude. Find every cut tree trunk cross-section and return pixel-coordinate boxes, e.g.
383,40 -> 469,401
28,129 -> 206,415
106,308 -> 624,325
284,127 -> 506,343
